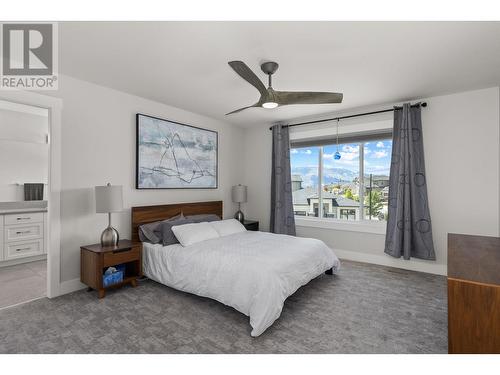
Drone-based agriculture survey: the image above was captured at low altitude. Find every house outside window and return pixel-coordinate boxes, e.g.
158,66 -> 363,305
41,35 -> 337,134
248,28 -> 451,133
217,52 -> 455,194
290,134 -> 392,223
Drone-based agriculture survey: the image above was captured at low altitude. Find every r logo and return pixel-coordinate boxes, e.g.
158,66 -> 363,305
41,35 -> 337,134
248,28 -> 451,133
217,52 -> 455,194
2,23 -> 53,76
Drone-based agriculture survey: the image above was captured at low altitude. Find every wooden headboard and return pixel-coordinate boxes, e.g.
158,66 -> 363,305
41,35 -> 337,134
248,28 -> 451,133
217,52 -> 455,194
131,200 -> 223,242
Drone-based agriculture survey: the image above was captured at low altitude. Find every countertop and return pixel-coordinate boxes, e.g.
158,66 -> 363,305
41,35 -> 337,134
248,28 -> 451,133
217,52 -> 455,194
0,201 -> 48,215
0,207 -> 47,215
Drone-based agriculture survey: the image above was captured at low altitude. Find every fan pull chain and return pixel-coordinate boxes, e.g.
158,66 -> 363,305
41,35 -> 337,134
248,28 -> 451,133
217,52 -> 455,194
334,119 -> 341,160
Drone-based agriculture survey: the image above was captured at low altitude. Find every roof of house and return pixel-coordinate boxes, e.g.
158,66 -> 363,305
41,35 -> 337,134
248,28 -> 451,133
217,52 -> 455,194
292,187 -> 360,207
291,174 -> 303,182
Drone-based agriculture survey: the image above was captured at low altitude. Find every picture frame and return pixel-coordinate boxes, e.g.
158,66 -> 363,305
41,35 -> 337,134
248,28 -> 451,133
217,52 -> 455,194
136,113 -> 218,189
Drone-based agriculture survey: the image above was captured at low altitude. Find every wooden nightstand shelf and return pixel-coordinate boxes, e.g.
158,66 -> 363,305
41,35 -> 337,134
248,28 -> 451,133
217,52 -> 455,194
242,220 -> 259,231
80,240 -> 142,298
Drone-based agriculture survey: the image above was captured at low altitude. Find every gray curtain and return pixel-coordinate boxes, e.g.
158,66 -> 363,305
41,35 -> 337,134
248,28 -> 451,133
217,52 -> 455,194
385,103 -> 435,260
270,124 -> 296,235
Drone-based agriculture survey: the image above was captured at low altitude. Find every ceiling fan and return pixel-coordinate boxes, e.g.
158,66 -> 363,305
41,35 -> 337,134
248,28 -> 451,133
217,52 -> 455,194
226,60 -> 343,115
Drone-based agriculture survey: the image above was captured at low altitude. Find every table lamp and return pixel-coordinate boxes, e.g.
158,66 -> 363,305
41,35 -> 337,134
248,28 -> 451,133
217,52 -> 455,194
95,183 -> 123,246
232,184 -> 247,223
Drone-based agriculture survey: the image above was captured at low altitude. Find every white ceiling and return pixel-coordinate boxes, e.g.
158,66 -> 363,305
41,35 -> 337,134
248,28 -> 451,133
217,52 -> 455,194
59,22 -> 500,127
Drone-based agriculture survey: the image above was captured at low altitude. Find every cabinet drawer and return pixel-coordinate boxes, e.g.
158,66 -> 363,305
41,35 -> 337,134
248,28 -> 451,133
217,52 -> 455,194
5,223 -> 43,242
103,247 -> 140,267
4,212 -> 44,225
5,239 -> 43,260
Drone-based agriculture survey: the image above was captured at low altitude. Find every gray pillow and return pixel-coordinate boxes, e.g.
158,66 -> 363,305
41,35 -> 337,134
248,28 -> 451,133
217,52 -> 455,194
185,214 -> 221,223
156,217 -> 195,246
138,213 -> 183,244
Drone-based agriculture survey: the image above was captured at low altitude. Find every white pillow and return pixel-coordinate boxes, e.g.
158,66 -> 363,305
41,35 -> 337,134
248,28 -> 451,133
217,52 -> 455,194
171,222 -> 220,247
210,219 -> 247,237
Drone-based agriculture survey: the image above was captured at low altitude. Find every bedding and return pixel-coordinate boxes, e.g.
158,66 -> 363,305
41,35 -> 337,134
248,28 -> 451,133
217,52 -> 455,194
142,230 -> 340,337
171,221 -> 220,246
185,213 -> 221,223
139,213 -> 183,244
210,218 -> 247,237
155,216 -> 194,246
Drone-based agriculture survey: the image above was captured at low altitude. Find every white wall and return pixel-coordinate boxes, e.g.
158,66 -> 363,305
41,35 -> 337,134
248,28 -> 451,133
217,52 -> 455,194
0,101 -> 49,202
422,87 -> 499,272
48,75 -> 244,282
243,87 -> 500,275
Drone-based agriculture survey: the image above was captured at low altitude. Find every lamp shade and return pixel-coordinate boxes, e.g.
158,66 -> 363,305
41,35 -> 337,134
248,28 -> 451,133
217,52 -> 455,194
95,184 -> 123,213
232,184 -> 247,203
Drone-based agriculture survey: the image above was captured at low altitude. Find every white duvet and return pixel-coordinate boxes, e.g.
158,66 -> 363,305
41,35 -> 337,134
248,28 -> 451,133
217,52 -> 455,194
142,231 -> 340,337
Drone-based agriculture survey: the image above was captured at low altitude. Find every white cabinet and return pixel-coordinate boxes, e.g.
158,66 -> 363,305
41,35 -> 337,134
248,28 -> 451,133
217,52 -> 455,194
5,222 -> 43,242
1,210 -> 46,263
6,239 -> 43,260
4,212 -> 44,225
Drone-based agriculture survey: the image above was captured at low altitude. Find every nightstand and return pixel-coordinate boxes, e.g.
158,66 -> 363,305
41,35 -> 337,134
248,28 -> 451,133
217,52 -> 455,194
80,240 -> 142,298
242,220 -> 259,231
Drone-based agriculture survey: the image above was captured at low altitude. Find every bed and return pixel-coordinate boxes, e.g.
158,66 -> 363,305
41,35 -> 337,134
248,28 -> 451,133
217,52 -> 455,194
132,201 -> 340,337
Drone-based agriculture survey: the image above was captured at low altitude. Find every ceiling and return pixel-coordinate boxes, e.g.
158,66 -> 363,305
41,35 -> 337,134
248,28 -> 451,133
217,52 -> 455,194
59,22 -> 500,128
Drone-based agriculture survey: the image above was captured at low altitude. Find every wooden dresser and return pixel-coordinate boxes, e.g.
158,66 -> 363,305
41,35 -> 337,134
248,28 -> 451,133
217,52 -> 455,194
448,233 -> 500,353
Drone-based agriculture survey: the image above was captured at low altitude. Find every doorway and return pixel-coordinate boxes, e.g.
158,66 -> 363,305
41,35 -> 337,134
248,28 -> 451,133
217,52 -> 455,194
0,99 -> 49,308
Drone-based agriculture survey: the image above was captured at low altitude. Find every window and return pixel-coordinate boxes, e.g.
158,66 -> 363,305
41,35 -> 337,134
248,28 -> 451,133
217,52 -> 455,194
290,146 -> 320,217
322,142 -> 360,220
363,140 -> 392,221
290,136 -> 392,222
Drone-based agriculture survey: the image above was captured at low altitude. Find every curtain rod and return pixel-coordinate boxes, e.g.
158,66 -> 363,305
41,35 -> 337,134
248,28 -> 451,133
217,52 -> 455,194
268,102 -> 427,130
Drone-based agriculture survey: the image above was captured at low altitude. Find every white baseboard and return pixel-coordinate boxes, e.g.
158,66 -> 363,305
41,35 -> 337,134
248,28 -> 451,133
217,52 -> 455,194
58,278 -> 87,296
333,248 -> 447,276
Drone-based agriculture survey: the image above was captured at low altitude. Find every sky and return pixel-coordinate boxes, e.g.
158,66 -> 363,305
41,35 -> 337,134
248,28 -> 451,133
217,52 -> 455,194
290,140 -> 392,187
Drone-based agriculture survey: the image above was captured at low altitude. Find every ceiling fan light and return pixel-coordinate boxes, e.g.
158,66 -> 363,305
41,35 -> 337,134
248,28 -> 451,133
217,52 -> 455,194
262,102 -> 278,109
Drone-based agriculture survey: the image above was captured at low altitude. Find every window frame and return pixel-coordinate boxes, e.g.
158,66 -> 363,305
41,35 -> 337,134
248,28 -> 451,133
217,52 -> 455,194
290,131 -> 392,233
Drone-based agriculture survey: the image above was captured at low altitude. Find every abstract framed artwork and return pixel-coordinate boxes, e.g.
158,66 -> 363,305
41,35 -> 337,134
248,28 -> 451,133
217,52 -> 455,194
136,114 -> 218,189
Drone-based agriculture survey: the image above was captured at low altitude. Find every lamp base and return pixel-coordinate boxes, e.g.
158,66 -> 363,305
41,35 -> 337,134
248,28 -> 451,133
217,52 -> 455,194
234,210 -> 245,223
101,226 -> 119,247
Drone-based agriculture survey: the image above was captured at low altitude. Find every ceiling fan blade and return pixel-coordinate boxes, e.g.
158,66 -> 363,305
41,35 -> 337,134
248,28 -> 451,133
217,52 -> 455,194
228,61 -> 267,97
225,103 -> 260,115
275,91 -> 343,105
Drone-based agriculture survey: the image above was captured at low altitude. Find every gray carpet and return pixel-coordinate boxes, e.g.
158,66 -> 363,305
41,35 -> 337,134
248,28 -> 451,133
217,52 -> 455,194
0,260 -> 447,353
